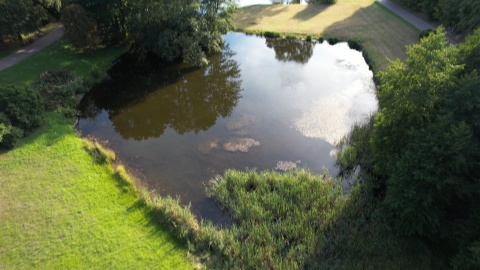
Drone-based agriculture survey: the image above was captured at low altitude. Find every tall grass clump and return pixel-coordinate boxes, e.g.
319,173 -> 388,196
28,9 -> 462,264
204,169 -> 345,269
83,139 -> 116,164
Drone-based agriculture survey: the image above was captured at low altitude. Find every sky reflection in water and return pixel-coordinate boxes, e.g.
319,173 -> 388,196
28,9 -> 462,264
78,33 -> 377,224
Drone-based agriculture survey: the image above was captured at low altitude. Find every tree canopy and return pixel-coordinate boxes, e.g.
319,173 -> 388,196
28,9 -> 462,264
0,0 -> 47,41
401,0 -> 480,33
370,28 -> 480,267
0,0 -> 64,41
64,0 -> 236,66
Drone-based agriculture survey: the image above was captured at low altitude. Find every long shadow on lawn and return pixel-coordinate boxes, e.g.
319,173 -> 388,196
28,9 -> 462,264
322,2 -> 419,70
236,5 -> 291,28
291,4 -> 331,21
0,113 -> 72,155
303,184 -> 444,269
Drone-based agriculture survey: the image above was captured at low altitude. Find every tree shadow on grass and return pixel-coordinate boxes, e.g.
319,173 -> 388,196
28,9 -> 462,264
0,113 -> 73,155
41,113 -> 75,147
303,184 -> 447,269
235,5 -> 290,29
291,4 -> 331,21
322,2 -> 419,70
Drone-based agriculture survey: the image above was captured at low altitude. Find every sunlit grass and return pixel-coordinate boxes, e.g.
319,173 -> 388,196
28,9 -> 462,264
0,113 -> 194,269
235,0 -> 420,70
0,39 -> 125,86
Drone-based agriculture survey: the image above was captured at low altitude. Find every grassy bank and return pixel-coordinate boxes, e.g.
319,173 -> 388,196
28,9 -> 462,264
0,39 -> 125,86
0,114 -> 193,269
235,0 -> 420,70
0,39 -> 194,268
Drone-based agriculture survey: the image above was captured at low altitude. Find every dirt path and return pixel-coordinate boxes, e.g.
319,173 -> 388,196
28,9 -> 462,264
376,0 -> 459,44
376,0 -> 434,31
0,25 -> 64,72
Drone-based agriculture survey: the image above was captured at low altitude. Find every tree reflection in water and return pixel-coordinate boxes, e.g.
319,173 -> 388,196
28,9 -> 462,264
79,47 -> 242,140
265,38 -> 313,64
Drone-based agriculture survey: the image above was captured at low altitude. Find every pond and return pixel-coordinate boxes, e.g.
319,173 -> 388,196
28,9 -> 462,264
77,33 -> 377,225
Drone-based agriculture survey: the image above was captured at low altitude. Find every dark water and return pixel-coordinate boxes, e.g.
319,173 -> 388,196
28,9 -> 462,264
78,33 -> 377,225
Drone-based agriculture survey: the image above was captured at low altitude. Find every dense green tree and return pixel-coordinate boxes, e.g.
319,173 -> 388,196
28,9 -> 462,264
401,0 -> 480,33
372,28 -> 480,248
0,0 -> 47,42
69,0 -> 129,42
459,28 -> 480,74
31,0 -> 62,18
61,4 -> 100,49
0,85 -> 46,148
457,0 -> 480,34
67,0 -> 235,66
127,0 -> 235,66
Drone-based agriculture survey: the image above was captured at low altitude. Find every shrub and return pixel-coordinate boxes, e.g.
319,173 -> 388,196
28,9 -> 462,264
327,37 -> 339,45
89,64 -> 109,84
62,4 -> 101,49
0,123 -> 10,143
32,70 -> 90,112
337,145 -> 357,171
306,35 -> 312,42
263,31 -> 281,38
1,126 -> 25,149
0,85 -> 45,133
318,36 -> 324,43
347,39 -> 362,51
419,29 -> 436,40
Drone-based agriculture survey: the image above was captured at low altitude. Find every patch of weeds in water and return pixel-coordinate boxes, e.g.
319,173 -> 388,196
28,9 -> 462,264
204,169 -> 345,269
120,167 -> 346,269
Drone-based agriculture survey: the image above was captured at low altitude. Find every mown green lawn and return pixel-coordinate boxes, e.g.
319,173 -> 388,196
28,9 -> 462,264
0,39 -> 125,86
0,114 -> 194,269
235,0 -> 420,70
0,38 -> 193,269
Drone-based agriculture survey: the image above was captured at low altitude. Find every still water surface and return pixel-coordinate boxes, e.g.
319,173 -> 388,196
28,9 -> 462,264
78,33 -> 377,224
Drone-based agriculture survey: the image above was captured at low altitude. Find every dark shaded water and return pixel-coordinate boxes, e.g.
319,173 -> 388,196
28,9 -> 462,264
78,33 -> 377,225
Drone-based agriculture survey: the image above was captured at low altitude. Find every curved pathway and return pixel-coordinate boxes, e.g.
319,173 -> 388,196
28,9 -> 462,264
376,0 -> 434,31
0,25 -> 64,72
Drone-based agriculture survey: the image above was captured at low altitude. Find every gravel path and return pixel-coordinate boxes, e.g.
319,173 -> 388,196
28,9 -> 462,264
376,0 -> 435,31
0,25 -> 64,72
